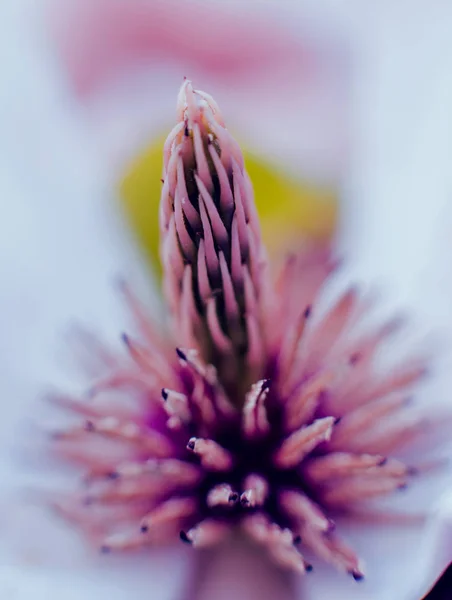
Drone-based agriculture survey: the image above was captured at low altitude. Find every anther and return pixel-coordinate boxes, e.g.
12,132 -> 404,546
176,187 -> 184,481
176,348 -> 187,360
207,484 -> 238,507
261,379 -> 271,391
186,438 -> 233,470
180,530 -> 192,544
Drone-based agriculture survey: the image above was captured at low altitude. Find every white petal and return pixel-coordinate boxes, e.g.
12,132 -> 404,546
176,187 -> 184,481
0,558 -> 191,600
406,489 -> 452,600
296,486 -> 452,600
3,3 -> 452,600
0,4 -> 182,599
340,2 -> 452,331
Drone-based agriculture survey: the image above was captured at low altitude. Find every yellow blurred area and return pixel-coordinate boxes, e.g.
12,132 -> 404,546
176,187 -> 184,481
120,136 -> 337,276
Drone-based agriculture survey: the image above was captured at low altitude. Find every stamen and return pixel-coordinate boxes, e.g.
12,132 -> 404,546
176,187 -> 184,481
303,452 -> 387,483
359,363 -> 426,406
180,519 -> 230,548
100,531 -> 151,553
112,458 -> 202,487
47,393 -> 115,420
273,417 -> 336,468
54,417 -> 174,457
176,347 -> 216,386
118,281 -> 174,367
302,527 -> 364,579
278,306 -> 311,382
161,388 -> 191,424
176,347 -> 235,418
328,393 -> 410,448
279,490 -> 332,532
121,333 -> 171,381
370,458 -> 413,478
87,370 -> 157,395
84,479 -> 162,504
191,375 -> 216,427
303,288 -> 358,374
240,474 -> 268,508
140,497 -> 197,532
322,475 -> 408,505
284,371 -> 334,430
242,515 -> 309,574
207,484 -> 239,507
342,414 -> 427,455
243,379 -> 270,437
186,437 -> 234,471
269,540 -> 312,575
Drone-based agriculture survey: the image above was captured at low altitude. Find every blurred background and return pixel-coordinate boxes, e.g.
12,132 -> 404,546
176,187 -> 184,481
1,0 -> 452,599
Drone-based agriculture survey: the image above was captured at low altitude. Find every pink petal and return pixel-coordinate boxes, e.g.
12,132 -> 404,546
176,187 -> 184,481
47,0 -> 312,97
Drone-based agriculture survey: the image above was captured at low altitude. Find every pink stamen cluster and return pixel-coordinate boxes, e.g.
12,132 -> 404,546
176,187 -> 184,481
52,82 -> 427,579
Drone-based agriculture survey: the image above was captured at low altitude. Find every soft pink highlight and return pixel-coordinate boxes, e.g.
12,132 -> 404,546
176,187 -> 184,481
47,0 -> 311,97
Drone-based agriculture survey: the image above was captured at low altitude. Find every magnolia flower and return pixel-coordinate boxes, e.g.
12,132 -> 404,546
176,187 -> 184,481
44,82 -> 450,599
3,3 -> 452,598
